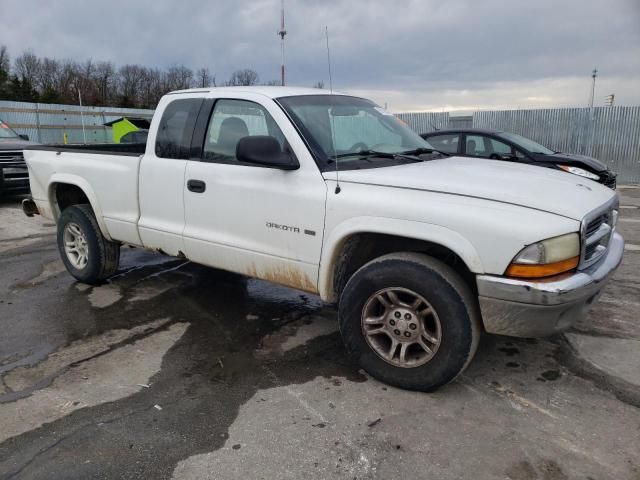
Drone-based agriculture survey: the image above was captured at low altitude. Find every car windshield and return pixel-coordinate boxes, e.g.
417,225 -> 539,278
0,120 -> 21,139
498,132 -> 554,155
277,95 -> 435,168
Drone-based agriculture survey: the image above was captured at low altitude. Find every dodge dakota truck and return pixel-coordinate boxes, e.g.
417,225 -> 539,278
22,87 -> 624,391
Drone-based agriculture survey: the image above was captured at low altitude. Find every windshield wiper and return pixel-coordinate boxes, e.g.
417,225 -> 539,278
329,149 -> 424,163
400,147 -> 450,157
331,150 -> 396,160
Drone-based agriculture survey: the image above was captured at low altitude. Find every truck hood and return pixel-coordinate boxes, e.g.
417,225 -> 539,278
323,157 -> 616,220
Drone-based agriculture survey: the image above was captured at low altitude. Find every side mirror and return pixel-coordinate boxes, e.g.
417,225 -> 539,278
19,134 -> 29,141
236,136 -> 299,170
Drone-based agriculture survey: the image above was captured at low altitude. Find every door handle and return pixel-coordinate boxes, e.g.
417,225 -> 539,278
187,179 -> 206,193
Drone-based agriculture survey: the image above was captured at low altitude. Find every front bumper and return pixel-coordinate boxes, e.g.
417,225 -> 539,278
476,232 -> 624,337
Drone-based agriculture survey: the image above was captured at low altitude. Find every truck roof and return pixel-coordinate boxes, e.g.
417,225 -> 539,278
167,86 -> 344,99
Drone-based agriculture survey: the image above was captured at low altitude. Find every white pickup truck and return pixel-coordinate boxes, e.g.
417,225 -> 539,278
22,87 -> 624,391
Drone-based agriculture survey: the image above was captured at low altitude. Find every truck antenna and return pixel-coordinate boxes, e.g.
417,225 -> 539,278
325,26 -> 340,194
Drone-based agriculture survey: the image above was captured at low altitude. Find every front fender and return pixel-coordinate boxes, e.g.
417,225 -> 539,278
318,216 -> 484,302
48,173 -> 113,241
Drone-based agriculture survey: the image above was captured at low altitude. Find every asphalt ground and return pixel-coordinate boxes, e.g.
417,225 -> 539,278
0,188 -> 639,480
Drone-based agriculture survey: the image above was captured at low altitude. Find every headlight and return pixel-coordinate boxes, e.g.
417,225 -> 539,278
505,233 -> 580,278
557,165 -> 600,181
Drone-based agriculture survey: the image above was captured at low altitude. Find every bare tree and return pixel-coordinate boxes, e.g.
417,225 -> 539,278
38,58 -> 59,91
73,59 -> 98,104
196,67 -> 214,88
0,46 -> 9,73
93,61 -> 116,105
14,51 -> 41,86
0,46 -> 10,98
226,69 -> 259,86
0,46 -> 275,107
313,80 -> 325,89
118,64 -> 146,107
166,65 -> 194,91
55,60 -> 79,103
139,67 -> 166,108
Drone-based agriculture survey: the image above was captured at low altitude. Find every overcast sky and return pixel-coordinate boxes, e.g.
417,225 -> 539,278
2,0 -> 639,111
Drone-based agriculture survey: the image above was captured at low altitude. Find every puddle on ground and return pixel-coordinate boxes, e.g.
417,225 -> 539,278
87,283 -> 123,308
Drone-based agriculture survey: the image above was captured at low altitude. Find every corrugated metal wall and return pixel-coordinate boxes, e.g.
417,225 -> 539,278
0,101 -> 154,144
396,111 -> 450,134
473,107 -> 640,184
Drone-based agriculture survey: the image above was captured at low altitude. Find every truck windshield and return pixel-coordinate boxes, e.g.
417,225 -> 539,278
0,120 -> 21,139
277,95 -> 435,169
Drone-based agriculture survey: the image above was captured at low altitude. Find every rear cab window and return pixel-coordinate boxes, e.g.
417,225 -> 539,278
155,98 -> 203,159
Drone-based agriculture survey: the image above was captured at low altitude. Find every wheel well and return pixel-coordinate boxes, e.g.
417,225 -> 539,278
54,183 -> 90,213
332,233 -> 477,301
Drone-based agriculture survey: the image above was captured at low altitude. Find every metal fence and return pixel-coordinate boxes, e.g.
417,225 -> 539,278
0,100 -> 154,144
396,111 -> 450,134
473,107 -> 640,184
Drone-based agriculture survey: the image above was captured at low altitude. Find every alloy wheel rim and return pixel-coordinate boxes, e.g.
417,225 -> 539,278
361,287 -> 442,368
63,223 -> 89,270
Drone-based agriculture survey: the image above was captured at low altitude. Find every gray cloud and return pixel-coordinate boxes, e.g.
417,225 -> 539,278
2,0 -> 639,110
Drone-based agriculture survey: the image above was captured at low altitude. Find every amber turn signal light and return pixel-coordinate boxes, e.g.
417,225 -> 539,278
505,256 -> 580,279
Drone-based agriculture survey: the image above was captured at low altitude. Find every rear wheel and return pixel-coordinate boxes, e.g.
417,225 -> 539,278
57,204 -> 120,284
339,252 -> 480,391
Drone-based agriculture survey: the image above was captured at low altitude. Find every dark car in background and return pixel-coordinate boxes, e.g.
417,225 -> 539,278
421,128 -> 616,189
0,120 -> 36,196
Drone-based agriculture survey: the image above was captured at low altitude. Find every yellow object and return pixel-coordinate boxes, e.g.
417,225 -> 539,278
103,117 -> 150,143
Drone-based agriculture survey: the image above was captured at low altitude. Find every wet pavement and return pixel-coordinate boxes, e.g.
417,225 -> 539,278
1,191 -> 639,480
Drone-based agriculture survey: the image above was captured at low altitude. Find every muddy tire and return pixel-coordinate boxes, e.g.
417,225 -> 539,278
57,204 -> 120,284
339,252 -> 480,392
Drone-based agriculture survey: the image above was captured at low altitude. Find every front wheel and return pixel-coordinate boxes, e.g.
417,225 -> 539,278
57,204 -> 120,284
339,252 -> 480,391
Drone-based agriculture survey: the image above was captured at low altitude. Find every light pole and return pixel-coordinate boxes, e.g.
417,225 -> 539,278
588,68 -> 597,108
78,89 -> 87,144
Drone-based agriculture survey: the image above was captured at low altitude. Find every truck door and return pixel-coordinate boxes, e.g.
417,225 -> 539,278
182,96 -> 327,293
138,96 -> 203,255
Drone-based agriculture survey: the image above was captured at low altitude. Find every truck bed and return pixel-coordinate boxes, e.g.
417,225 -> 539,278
24,147 -> 144,245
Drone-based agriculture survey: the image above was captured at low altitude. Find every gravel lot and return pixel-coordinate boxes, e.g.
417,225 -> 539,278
1,188 -> 639,480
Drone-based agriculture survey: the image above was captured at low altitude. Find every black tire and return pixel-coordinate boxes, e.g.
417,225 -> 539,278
339,252 -> 480,392
57,204 -> 120,284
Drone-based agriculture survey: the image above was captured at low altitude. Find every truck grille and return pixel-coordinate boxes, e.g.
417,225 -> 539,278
0,150 -> 29,193
585,212 -> 609,237
580,200 -> 617,269
0,150 -> 26,169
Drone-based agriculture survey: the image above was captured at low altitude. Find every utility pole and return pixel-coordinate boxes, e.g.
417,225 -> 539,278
277,0 -> 287,86
605,94 -> 615,107
588,68 -> 597,108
